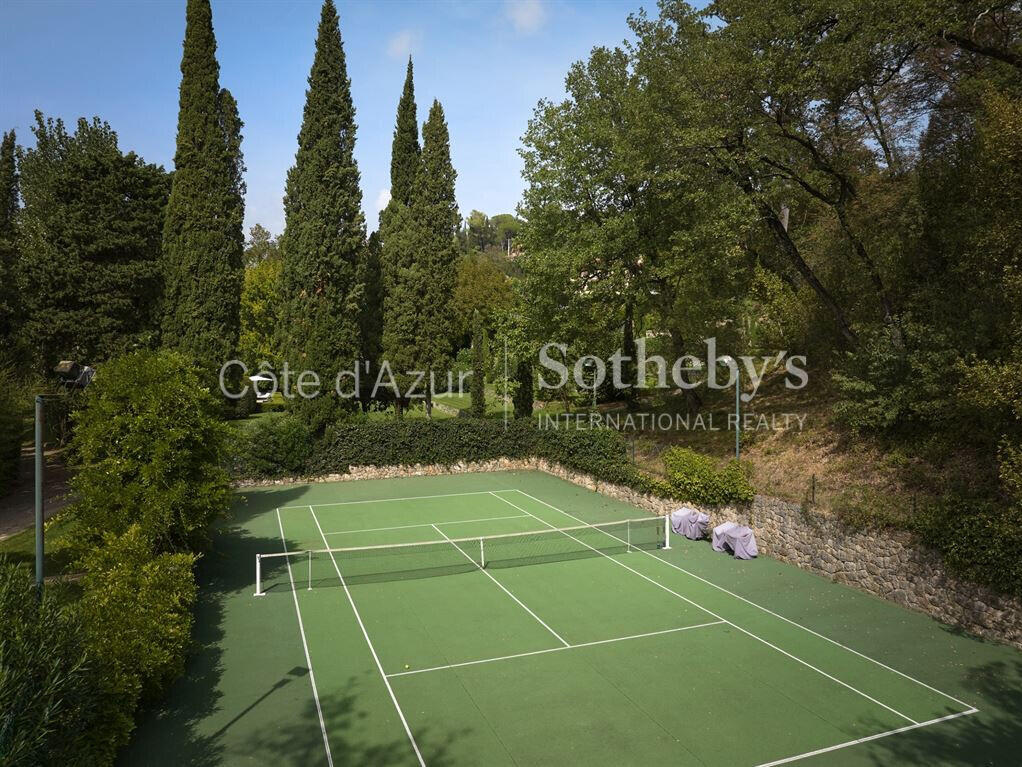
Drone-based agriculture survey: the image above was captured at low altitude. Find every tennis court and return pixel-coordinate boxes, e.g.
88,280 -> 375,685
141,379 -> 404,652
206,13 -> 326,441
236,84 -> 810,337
243,471 -> 978,767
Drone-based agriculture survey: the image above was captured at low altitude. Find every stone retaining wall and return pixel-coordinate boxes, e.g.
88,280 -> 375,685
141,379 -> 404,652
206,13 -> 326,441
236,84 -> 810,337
236,459 -> 1022,649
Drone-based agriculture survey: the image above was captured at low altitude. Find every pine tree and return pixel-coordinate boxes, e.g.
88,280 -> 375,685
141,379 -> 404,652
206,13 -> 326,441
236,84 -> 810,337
379,58 -> 423,415
161,0 -> 244,384
411,100 -> 460,416
0,130 -> 18,353
280,0 -> 365,427
471,309 -> 485,417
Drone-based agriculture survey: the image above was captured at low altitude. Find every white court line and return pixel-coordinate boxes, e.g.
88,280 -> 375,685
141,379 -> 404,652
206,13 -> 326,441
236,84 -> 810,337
388,620 -> 724,678
503,489 -> 977,714
753,708 -> 979,767
279,489 -> 511,510
274,509 -> 334,767
430,523 -> 569,647
323,513 -> 529,537
309,506 -> 426,767
489,492 -> 918,726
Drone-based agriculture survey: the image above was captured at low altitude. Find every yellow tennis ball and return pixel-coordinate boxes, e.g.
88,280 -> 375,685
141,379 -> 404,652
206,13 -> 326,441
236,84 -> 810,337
404,664 -> 410,669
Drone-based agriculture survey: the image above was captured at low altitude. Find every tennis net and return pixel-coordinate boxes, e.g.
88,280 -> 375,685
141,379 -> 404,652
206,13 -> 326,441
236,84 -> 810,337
255,515 -> 668,595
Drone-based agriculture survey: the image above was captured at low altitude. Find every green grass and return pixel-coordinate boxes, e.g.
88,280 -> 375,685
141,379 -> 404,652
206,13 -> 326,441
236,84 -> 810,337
0,513 -> 77,574
122,471 -> 1020,766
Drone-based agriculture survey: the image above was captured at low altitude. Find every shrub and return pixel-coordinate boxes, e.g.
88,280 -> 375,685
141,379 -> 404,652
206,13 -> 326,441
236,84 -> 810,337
238,414 -> 313,478
662,447 -> 754,505
913,499 -> 1022,599
68,350 -> 232,553
0,558 -> 102,767
0,380 -> 20,496
74,526 -> 198,761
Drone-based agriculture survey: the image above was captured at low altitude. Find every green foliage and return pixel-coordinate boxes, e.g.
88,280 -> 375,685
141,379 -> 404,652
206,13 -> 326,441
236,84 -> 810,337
389,57 -> 421,209
238,227 -> 282,367
0,370 -> 21,495
379,61 -> 423,410
0,559 -> 102,767
411,100 -> 460,399
453,252 -> 513,332
16,114 -> 169,369
0,130 -> 18,355
68,350 -> 231,553
358,230 -> 384,374
662,447 -> 755,505
914,500 -> 1022,598
161,0 -> 244,382
513,358 -> 534,419
470,310 -> 486,417
237,414 -> 313,478
279,0 -> 365,409
75,526 -> 197,761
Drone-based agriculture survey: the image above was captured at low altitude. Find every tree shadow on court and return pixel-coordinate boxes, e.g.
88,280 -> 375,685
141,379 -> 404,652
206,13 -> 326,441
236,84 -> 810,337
861,658 -> 1022,765
120,487 -> 311,765
242,676 -> 467,766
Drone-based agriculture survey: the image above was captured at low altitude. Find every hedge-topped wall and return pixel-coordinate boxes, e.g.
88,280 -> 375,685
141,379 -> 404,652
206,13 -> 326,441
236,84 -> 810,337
239,416 -> 754,505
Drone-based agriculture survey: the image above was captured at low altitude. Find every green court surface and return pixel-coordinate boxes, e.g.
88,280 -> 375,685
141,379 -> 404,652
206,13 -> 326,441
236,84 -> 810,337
122,471 -> 1022,766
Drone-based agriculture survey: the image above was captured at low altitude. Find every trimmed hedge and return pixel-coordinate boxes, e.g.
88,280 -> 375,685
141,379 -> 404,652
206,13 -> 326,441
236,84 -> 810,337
241,416 -> 726,504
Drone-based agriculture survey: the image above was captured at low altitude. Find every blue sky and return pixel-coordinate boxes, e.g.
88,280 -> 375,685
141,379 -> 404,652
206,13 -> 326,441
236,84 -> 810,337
1,0 -> 644,236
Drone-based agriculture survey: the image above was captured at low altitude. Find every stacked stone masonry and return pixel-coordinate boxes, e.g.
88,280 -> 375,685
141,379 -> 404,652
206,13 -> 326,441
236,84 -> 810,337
237,458 -> 1022,649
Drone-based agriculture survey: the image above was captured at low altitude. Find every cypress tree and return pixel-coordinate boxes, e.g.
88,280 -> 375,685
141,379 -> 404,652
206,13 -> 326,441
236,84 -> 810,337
0,130 -> 18,352
379,58 -> 423,415
470,309 -> 485,417
411,100 -> 460,416
390,58 -> 421,209
161,0 -> 244,384
280,0 -> 365,425
513,358 -> 533,419
358,231 -> 384,389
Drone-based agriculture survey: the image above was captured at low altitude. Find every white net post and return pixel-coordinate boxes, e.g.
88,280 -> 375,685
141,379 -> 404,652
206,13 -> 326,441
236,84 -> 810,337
254,554 -> 263,596
662,514 -> 671,550
479,537 -> 486,568
308,549 -> 313,590
626,520 -> 632,552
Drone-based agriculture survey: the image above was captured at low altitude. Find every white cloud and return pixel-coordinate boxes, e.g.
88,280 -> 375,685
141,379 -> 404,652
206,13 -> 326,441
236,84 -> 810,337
505,0 -> 546,34
375,188 -> 391,213
387,29 -> 420,59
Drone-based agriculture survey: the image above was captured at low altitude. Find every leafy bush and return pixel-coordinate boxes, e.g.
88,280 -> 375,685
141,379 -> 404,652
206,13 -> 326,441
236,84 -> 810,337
0,558 -> 102,767
74,526 -> 198,761
238,414 -> 313,478
0,378 -> 21,495
69,350 -> 232,553
662,447 -> 754,505
913,499 -> 1022,599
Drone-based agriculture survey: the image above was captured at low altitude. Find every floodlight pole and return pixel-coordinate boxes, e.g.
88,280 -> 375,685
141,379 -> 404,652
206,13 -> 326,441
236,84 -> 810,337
34,396 -> 44,598
735,369 -> 741,461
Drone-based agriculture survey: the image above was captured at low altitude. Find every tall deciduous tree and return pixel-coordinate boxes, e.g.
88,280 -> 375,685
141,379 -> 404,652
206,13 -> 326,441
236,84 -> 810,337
17,115 -> 169,368
279,0 -> 365,426
412,100 -> 460,415
0,130 -> 18,353
161,0 -> 245,383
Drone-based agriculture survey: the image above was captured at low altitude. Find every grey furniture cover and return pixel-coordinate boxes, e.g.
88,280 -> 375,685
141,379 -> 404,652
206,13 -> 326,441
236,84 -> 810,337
719,527 -> 760,560
670,508 -> 710,540
712,521 -> 738,552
